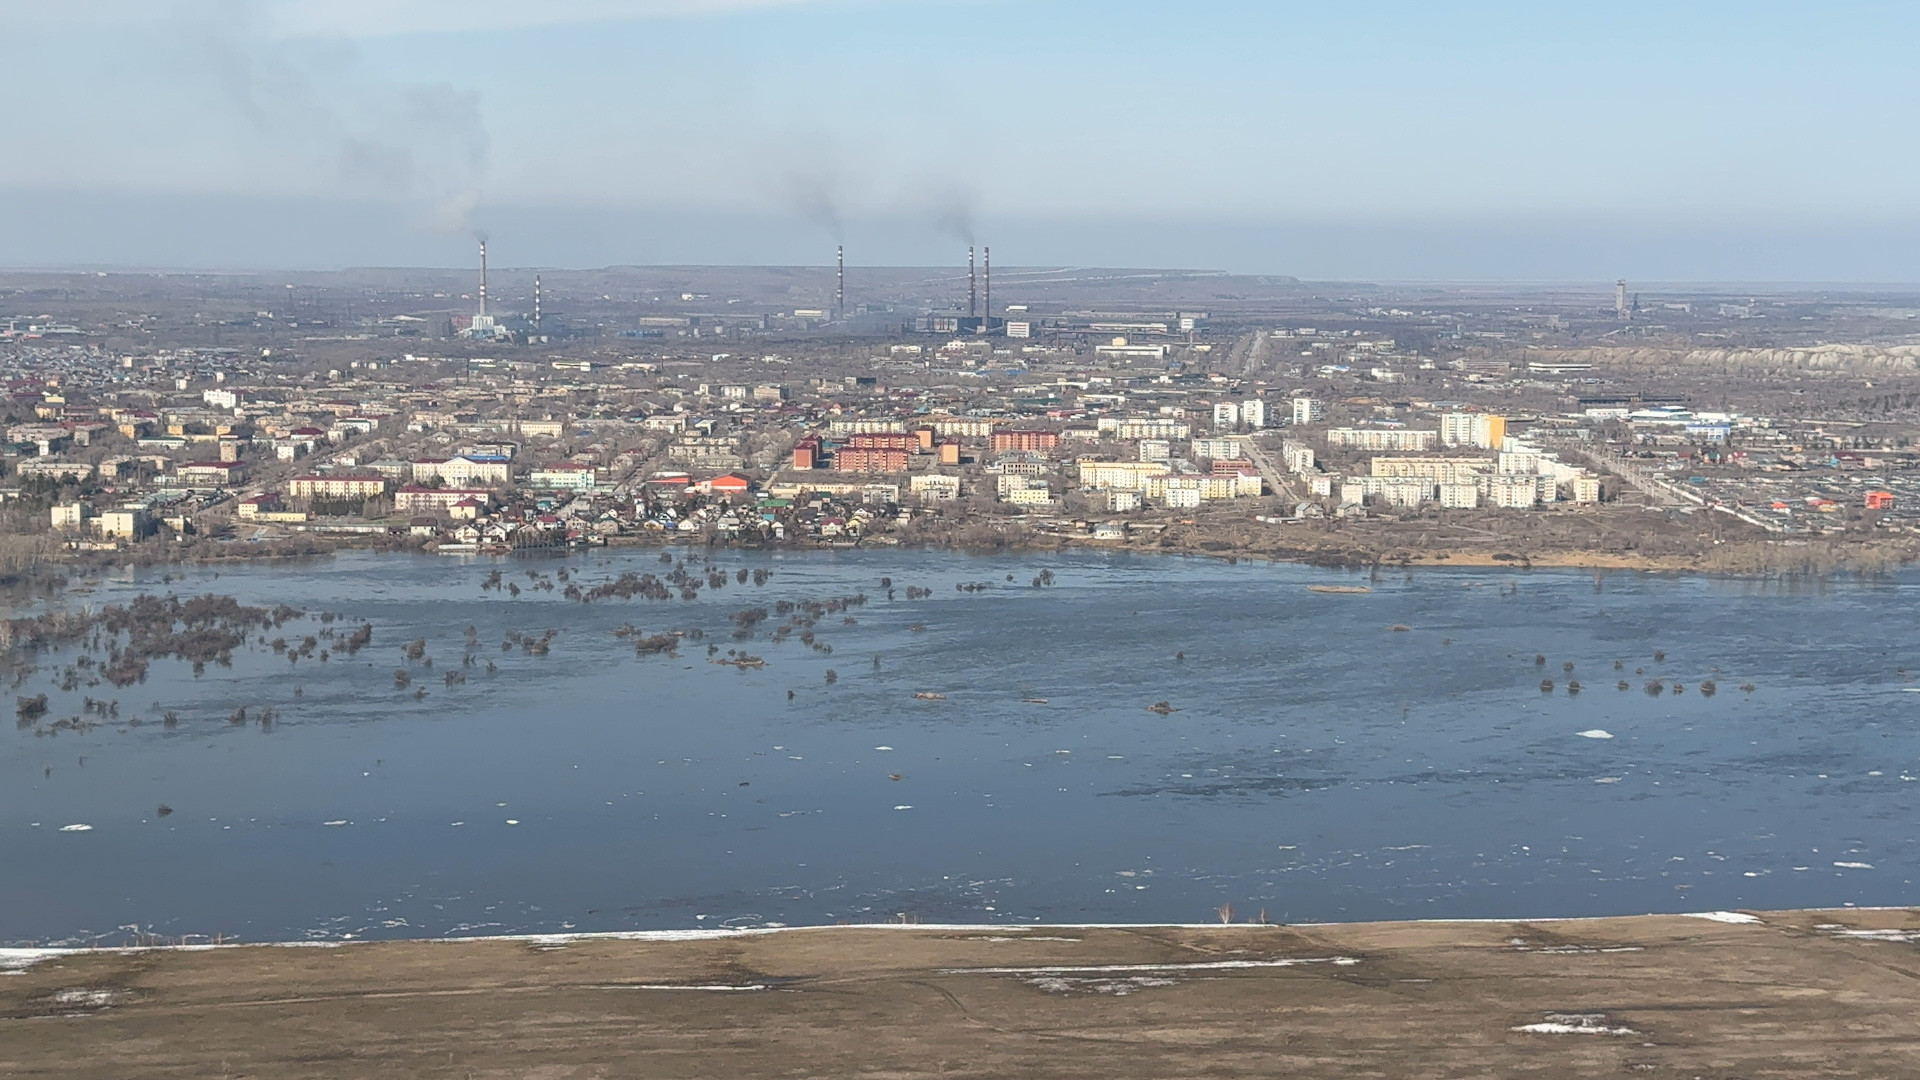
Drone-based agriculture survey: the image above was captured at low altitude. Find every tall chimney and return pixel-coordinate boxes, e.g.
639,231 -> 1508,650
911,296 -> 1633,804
983,246 -> 990,333
478,239 -> 489,319
533,274 -> 542,332
836,244 -> 845,320
968,246 -> 976,320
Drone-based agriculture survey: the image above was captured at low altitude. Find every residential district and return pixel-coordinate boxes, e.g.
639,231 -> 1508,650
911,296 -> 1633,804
5,259 -> 1920,570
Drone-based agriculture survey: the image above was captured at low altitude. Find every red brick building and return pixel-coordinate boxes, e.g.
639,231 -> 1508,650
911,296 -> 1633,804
792,438 -> 822,470
833,447 -> 909,473
847,433 -> 917,452
990,430 -> 1060,453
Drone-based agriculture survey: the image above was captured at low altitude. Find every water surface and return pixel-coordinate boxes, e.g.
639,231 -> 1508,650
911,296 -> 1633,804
5,550 -> 1916,944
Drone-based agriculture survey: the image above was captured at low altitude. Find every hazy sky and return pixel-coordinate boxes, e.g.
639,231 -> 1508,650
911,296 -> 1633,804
4,0 -> 1917,278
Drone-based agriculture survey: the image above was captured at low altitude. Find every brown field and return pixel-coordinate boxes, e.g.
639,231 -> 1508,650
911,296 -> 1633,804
5,908 -> 1920,1078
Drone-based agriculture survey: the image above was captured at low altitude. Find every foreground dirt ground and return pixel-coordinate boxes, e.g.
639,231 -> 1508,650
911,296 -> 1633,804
5,909 -> 1920,1078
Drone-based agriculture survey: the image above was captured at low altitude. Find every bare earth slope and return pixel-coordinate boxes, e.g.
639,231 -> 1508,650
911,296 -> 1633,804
5,909 -> 1920,1078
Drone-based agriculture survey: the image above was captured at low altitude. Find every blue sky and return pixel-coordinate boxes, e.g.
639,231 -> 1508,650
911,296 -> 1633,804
3,0 -> 1917,278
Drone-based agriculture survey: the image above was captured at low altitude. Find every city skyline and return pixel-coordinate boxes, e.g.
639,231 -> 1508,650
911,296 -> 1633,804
5,0 -> 1919,278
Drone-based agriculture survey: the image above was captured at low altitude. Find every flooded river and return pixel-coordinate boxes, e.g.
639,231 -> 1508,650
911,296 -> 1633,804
5,550 -> 1917,944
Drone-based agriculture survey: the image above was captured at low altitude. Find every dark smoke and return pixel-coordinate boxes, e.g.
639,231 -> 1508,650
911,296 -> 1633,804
184,0 -> 491,234
929,188 -> 976,245
783,170 -> 845,241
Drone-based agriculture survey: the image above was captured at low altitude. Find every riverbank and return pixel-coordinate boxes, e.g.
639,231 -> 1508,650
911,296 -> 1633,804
4,908 -> 1916,1078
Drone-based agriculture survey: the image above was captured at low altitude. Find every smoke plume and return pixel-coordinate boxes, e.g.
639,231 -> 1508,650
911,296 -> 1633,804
782,169 -> 845,241
184,0 -> 491,234
927,185 -> 976,246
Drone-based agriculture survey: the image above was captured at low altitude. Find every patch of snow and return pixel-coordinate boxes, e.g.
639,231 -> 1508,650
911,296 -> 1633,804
589,983 -> 768,991
0,949 -> 70,974
941,957 -> 1359,976
57,824 -> 93,832
1683,911 -> 1761,924
1514,1013 -> 1638,1035
51,988 -> 118,1008
1025,975 -> 1177,995
1814,925 -> 1920,943
1833,861 -> 1874,870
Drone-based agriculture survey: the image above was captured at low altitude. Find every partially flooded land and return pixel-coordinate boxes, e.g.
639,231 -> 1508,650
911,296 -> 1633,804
6,909 -> 1920,1078
5,550 -> 1920,947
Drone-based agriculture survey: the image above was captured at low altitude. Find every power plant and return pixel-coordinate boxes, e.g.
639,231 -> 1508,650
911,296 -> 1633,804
983,246 -> 991,326
913,246 -> 1002,335
459,237 -> 511,341
968,246 -> 977,320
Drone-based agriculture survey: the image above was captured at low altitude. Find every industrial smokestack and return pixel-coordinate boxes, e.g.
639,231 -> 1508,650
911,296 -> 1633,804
478,239 -> 489,319
983,246 -> 990,333
836,244 -> 845,321
968,246 -> 976,320
533,274 -> 542,332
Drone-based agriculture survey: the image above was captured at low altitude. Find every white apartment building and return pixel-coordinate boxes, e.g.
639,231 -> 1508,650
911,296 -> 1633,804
989,459 -> 1049,478
1145,474 -> 1245,502
828,418 -> 907,437
1190,436 -> 1245,460
1371,456 -> 1493,484
1210,400 -> 1266,430
1325,428 -> 1439,452
1161,484 -> 1202,509
1282,440 -> 1316,474
1339,476 -> 1434,508
996,472 -> 1037,497
1440,412 -> 1507,449
930,417 -> 997,438
1098,417 -> 1190,440
908,474 -> 961,501
1291,397 -> 1324,425
1078,459 -> 1172,490
1484,474 -> 1547,508
1139,439 -> 1172,462
1438,483 -> 1481,509
412,455 -> 511,487
1498,448 -> 1543,475
1002,479 -> 1052,505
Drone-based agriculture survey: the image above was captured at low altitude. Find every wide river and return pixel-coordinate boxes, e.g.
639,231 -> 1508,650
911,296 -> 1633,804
4,549 -> 1917,945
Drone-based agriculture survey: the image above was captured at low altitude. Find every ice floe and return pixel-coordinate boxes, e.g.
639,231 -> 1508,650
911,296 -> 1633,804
1576,730 -> 1613,740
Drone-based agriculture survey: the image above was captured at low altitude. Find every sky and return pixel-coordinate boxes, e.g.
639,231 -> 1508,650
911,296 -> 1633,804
3,0 -> 1917,279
